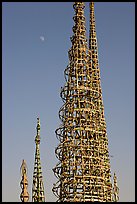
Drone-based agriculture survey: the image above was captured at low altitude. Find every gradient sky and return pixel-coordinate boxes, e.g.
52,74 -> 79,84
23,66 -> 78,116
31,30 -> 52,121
2,2 -> 135,202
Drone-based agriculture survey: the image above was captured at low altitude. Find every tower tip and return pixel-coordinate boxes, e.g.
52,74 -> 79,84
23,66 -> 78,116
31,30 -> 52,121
20,159 -> 29,202
36,117 -> 40,130
32,118 -> 45,201
37,117 -> 40,123
35,117 -> 41,143
20,159 -> 27,176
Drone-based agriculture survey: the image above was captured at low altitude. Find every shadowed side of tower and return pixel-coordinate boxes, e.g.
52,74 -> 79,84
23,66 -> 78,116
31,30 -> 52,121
32,118 -> 45,202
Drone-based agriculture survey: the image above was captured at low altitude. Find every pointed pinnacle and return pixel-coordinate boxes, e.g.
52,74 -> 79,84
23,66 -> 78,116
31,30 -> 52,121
35,117 -> 40,144
113,172 -> 117,184
89,2 -> 96,50
37,117 -> 40,132
20,159 -> 29,202
20,159 -> 27,176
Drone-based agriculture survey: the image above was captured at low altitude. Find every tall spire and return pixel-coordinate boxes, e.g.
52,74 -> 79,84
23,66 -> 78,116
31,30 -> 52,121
89,2 -> 97,50
32,118 -> 45,202
53,2 -> 91,201
52,2 -> 116,202
89,2 -> 104,113
113,172 -> 119,202
20,159 -> 29,202
88,2 -> 113,201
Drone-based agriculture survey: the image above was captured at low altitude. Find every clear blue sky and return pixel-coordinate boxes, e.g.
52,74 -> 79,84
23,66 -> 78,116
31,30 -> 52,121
2,2 -> 135,202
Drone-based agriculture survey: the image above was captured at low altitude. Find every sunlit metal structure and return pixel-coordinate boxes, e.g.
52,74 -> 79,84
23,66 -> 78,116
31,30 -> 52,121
52,2 -> 119,202
32,118 -> 45,202
20,159 -> 29,202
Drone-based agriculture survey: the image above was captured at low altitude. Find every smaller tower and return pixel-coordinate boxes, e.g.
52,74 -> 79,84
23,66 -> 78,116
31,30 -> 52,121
32,118 -> 45,202
20,159 -> 29,202
113,172 -> 119,202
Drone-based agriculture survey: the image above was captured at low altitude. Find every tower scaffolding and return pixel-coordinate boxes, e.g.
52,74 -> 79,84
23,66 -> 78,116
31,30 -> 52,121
52,2 -> 119,202
32,118 -> 45,202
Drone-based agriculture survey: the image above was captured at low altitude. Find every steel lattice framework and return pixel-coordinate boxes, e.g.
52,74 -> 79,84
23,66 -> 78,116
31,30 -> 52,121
32,118 -> 45,202
52,2 -> 119,202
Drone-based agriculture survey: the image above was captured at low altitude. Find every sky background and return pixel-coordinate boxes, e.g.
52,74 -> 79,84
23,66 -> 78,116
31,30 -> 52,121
2,2 -> 135,202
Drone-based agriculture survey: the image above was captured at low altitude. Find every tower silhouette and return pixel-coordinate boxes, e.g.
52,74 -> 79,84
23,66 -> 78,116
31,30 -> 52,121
52,2 -> 119,202
32,118 -> 45,202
